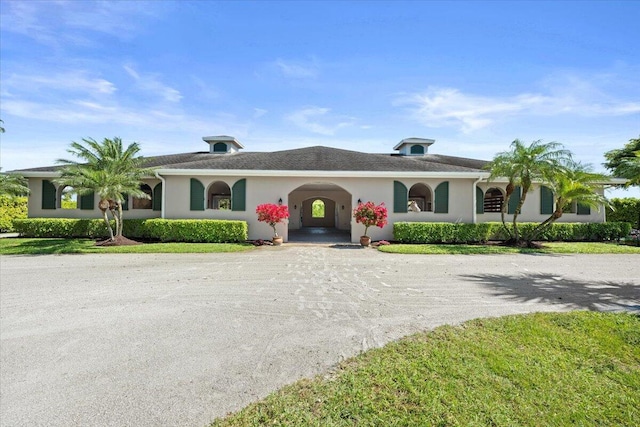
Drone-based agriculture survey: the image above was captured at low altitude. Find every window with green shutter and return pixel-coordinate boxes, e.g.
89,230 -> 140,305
153,183 -> 162,211
42,180 -> 56,210
577,203 -> 591,215
434,182 -> 449,213
231,179 -> 246,211
540,186 -> 554,215
508,186 -> 521,215
476,186 -> 484,214
393,181 -> 408,213
79,192 -> 95,210
190,178 -> 205,211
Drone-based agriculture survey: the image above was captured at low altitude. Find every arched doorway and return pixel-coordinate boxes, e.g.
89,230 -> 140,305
287,182 -> 351,243
302,198 -> 336,227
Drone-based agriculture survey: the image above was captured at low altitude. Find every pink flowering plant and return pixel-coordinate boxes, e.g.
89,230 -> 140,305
353,201 -> 388,237
256,203 -> 290,237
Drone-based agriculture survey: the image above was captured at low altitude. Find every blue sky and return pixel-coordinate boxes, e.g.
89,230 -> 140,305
1,0 -> 638,197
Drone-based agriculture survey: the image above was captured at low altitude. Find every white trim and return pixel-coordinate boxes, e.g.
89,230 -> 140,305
154,169 -> 491,179
155,171 -> 166,219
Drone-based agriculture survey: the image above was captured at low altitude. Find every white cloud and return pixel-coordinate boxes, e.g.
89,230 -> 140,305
124,65 -> 182,103
274,58 -> 319,79
0,0 -> 166,47
286,107 -> 355,135
397,74 -> 640,133
4,71 -> 117,97
253,108 -> 268,118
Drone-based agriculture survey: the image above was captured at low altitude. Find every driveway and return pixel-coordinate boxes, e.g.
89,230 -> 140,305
1,247 -> 638,426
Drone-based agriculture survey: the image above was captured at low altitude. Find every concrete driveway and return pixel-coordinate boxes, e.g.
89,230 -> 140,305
1,246 -> 638,426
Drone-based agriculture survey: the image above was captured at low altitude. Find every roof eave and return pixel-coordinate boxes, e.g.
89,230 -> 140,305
154,169 -> 490,178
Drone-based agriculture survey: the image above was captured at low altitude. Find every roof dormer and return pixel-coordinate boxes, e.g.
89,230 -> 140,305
393,137 -> 435,156
203,136 -> 244,154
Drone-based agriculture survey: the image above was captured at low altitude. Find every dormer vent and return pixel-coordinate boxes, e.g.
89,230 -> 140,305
203,136 -> 244,154
393,137 -> 435,156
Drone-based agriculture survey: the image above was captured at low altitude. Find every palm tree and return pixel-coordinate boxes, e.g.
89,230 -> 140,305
56,137 -> 155,242
485,139 -> 572,244
0,171 -> 30,197
525,162 -> 611,244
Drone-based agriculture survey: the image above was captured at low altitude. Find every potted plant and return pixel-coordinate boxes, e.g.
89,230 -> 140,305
256,203 -> 290,245
353,201 -> 388,246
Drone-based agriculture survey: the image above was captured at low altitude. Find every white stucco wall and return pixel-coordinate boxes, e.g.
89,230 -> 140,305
475,182 -> 606,224
26,174 -> 608,243
26,178 -> 162,219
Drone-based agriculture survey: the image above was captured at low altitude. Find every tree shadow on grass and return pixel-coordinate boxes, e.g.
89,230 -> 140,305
1,238 -> 91,255
463,272 -> 640,312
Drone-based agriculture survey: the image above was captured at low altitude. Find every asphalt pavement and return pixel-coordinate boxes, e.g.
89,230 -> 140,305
1,246 -> 638,426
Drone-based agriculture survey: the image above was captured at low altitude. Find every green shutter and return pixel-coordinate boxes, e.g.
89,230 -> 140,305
42,180 -> 56,210
153,183 -> 162,211
231,179 -> 246,211
190,178 -> 205,211
476,187 -> 484,214
577,203 -> 591,215
121,194 -> 129,211
540,186 -> 554,215
393,181 -> 408,213
508,186 -> 521,215
434,182 -> 449,214
79,192 -> 95,210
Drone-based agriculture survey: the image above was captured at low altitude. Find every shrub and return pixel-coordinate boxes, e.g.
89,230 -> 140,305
12,218 -> 248,243
394,222 -> 631,244
394,222 -> 493,244
0,196 -> 27,232
143,219 -> 247,243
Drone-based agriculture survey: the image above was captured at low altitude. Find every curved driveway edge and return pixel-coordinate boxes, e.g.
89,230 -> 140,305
1,247 -> 638,426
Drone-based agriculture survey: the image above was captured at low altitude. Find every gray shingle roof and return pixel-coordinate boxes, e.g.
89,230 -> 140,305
14,146 -> 489,174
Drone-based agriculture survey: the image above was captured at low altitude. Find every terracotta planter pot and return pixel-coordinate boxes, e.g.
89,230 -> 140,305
272,236 -> 283,246
360,236 -> 371,247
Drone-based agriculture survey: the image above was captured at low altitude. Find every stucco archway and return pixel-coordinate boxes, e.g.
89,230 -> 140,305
287,182 -> 352,242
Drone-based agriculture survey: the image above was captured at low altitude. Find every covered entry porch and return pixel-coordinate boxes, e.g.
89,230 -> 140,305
287,181 -> 353,243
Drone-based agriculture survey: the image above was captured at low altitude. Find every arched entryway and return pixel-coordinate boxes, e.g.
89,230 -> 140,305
287,182 -> 351,243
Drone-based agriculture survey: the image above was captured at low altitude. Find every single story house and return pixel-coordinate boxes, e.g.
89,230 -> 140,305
16,136 -> 613,242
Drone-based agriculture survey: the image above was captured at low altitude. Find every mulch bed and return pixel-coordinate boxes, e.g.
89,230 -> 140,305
95,236 -> 141,246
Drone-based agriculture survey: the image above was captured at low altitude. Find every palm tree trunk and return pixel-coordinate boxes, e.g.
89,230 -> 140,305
98,199 -> 115,241
500,194 -> 513,240
117,204 -> 124,237
526,209 -> 562,243
101,208 -> 115,241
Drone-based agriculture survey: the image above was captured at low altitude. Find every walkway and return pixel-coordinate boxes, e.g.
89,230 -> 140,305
287,226 -> 351,243
1,248 -> 638,426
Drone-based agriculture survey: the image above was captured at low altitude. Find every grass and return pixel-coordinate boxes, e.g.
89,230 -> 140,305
0,238 -> 254,255
378,241 -> 640,255
211,311 -> 640,427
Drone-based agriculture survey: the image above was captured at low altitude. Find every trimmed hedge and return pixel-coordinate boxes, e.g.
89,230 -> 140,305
394,221 -> 632,244
393,222 -> 494,244
12,218 -> 248,243
0,196 -> 27,232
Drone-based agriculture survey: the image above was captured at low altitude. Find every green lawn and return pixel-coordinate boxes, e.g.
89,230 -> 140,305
211,311 -> 640,427
0,238 -> 254,255
378,241 -> 640,255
